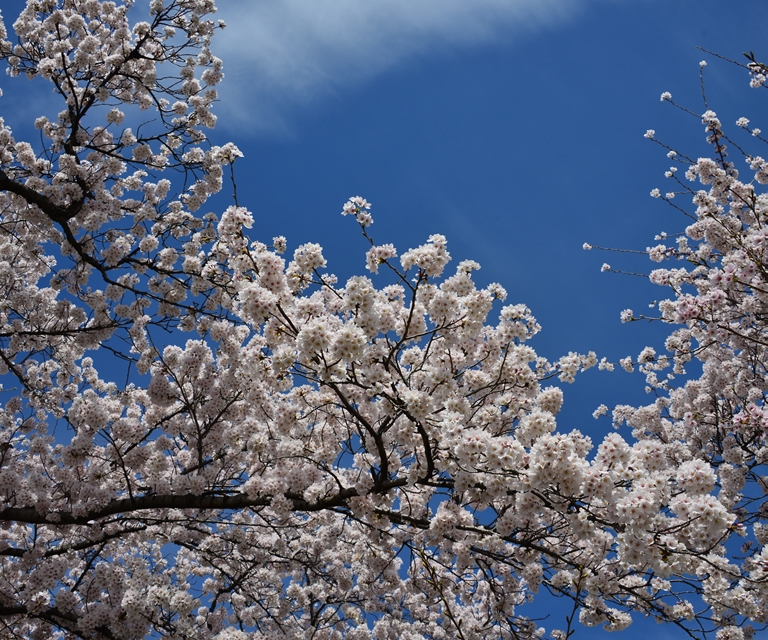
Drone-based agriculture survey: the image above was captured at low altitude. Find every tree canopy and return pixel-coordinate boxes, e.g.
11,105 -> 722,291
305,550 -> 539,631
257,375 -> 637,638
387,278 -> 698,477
1,2 -> 768,639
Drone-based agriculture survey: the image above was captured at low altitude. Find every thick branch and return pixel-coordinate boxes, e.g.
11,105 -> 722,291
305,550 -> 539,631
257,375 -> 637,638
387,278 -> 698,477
0,481 -> 406,526
0,170 -> 83,223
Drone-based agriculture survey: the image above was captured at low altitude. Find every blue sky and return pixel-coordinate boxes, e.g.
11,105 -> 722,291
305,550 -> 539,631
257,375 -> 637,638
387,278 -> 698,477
2,0 -> 768,636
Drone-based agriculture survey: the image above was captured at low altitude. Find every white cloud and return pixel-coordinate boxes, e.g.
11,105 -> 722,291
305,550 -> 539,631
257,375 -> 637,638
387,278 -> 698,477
212,0 -> 593,134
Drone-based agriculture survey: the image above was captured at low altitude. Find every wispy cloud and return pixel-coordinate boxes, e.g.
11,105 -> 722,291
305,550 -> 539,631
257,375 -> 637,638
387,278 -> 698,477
212,0 -> 593,134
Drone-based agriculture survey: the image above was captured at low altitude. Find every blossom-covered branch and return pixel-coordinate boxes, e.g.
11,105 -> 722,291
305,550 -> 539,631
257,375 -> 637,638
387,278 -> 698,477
0,2 -> 766,639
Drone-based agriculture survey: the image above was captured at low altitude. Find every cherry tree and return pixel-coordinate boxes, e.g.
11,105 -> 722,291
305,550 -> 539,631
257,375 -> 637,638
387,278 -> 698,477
585,56 -> 768,640
0,1 -> 765,639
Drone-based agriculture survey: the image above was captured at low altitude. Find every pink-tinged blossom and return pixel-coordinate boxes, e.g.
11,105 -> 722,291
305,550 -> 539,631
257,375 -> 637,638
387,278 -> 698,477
619,356 -> 634,373
593,404 -> 609,419
400,234 -> 451,277
365,243 -> 397,273
341,195 -> 373,226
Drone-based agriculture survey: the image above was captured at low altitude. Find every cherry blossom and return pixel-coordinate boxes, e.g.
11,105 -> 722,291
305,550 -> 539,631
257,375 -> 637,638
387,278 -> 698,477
0,2 -> 766,640
585,51 -> 768,639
